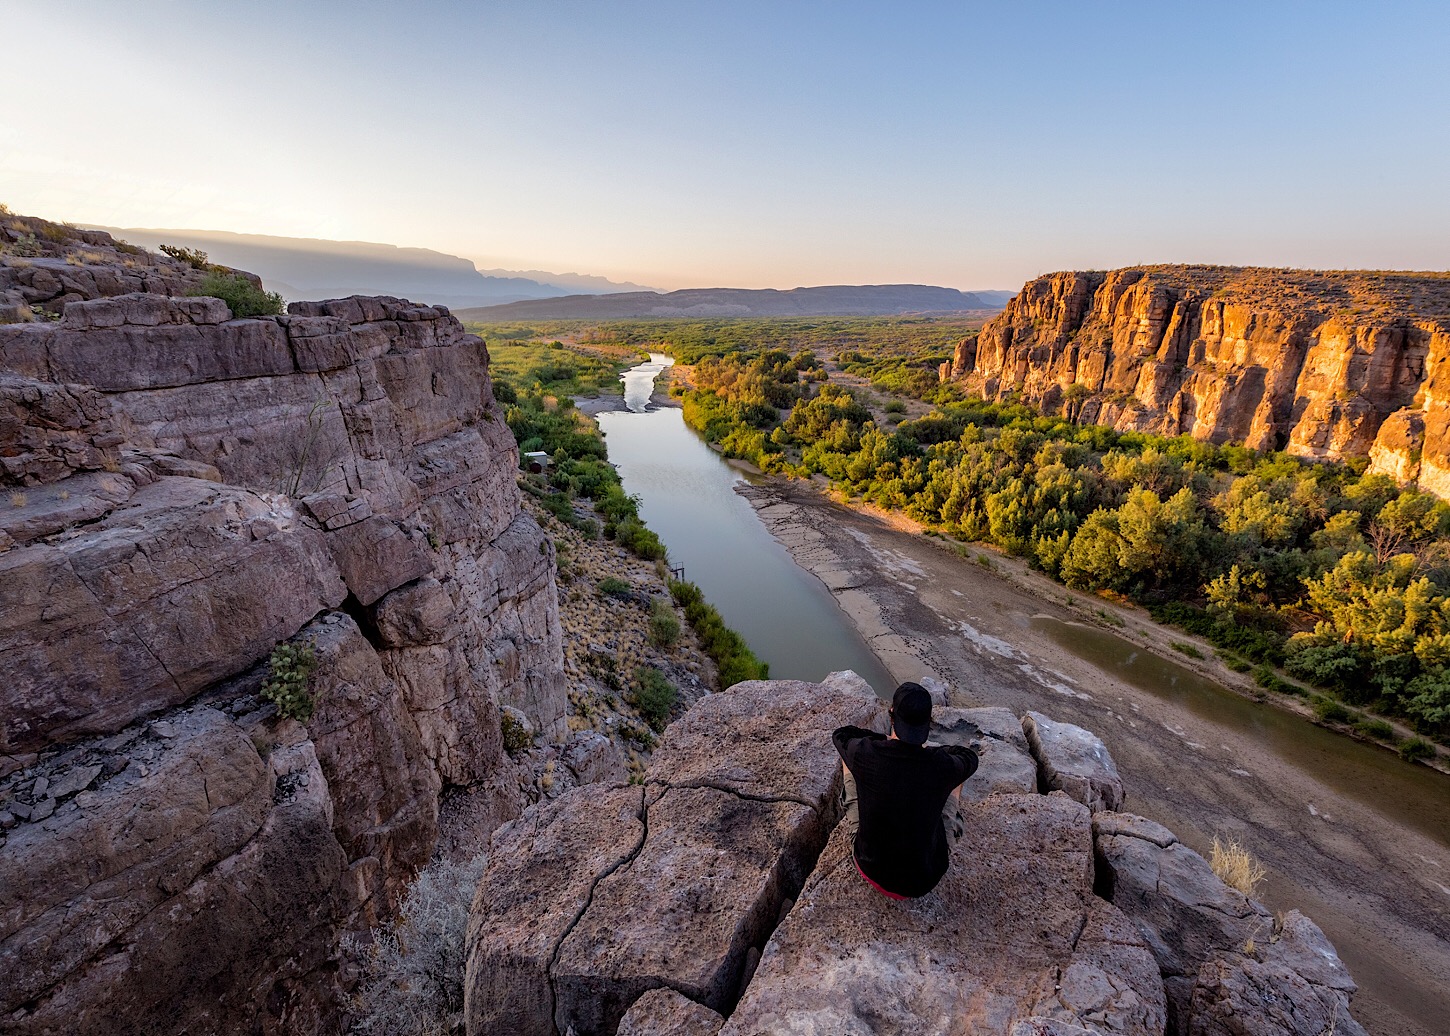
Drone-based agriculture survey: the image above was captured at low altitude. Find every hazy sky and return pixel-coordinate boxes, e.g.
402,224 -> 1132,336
5,1 -> 1448,290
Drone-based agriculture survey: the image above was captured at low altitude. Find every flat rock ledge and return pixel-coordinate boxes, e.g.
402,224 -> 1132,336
463,676 -> 1366,1036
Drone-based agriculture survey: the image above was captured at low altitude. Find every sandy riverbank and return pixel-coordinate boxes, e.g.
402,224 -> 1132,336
739,477 -> 1450,1036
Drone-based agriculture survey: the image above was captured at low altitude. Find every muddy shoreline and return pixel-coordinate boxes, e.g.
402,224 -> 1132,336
739,477 -> 1450,1036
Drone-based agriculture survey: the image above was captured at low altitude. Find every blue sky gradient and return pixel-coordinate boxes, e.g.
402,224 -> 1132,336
4,1 -> 1447,289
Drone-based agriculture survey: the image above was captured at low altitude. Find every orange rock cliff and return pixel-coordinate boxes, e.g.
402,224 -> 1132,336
946,266 -> 1450,493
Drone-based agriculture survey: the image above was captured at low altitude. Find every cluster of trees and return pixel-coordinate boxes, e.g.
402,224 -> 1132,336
682,367 -> 1450,736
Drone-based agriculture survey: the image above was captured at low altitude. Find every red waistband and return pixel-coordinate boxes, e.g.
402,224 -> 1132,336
853,854 -> 909,900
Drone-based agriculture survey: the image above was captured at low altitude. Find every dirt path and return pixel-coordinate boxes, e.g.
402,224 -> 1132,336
742,479 -> 1450,1036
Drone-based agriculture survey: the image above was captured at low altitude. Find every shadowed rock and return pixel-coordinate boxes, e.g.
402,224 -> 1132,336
932,705 -> 1037,800
616,987 -> 724,1036
1094,812 -> 1364,1035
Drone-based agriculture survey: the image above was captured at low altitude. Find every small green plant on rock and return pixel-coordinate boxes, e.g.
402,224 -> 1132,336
261,640 -> 319,721
597,576 -> 631,598
500,712 -> 534,755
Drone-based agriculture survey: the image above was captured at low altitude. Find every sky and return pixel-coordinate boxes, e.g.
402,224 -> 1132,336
4,0 -> 1449,291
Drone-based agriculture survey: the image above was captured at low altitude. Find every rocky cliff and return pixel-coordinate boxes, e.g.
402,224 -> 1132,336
0,224 -> 565,1034
464,674 -> 1366,1036
947,266 -> 1450,493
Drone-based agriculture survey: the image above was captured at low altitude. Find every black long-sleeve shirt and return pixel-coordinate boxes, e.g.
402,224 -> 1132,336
832,725 -> 978,898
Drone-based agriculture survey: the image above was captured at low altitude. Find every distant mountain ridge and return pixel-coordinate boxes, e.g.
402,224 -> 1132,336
86,227 -> 648,310
458,284 -> 1009,321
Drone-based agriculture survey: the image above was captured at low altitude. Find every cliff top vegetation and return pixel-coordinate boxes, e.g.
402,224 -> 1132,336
1037,264 -> 1450,323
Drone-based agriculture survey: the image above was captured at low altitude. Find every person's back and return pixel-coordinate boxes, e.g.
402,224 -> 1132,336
833,683 -> 977,899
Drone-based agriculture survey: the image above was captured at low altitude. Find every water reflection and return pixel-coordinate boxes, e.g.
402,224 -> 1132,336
1031,613 -> 1450,847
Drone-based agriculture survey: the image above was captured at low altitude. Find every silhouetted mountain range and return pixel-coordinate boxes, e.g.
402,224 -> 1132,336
87,227 -> 651,309
458,284 -> 1009,321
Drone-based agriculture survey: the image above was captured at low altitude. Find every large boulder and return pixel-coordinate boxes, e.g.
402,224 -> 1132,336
720,793 -> 1166,1036
1022,711 -> 1124,812
1093,813 -> 1363,1035
464,679 -> 884,1036
616,988 -> 724,1036
0,707 -> 349,1036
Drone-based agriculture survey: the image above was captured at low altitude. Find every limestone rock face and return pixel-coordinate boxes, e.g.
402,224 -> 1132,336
0,269 -> 564,1034
953,266 -> 1450,490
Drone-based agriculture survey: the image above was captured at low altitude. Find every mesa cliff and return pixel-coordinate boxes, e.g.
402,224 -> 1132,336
947,265 -> 1450,493
0,217 -> 566,1033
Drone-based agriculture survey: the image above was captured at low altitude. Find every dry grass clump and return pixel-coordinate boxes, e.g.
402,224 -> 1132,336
1210,835 -> 1266,898
9,491 -> 27,508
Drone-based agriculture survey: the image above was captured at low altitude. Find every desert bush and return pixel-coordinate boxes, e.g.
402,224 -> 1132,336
668,579 -> 768,687
1210,836 -> 1266,898
629,665 -> 678,732
1354,717 -> 1397,742
1399,735 -> 1437,762
648,597 -> 681,648
261,640 -> 318,721
348,854 -> 486,1035
1311,695 -> 1354,723
597,576 -> 631,598
188,271 -> 284,317
160,243 -> 212,269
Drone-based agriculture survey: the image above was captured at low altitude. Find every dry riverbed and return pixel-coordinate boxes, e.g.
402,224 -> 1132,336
740,477 -> 1450,1036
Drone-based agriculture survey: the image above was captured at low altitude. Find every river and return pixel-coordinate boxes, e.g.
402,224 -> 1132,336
595,355 -> 895,691
592,354 -> 1450,1035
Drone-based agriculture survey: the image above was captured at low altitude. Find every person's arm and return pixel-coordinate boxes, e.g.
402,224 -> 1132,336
832,724 -> 880,765
943,744 -> 979,801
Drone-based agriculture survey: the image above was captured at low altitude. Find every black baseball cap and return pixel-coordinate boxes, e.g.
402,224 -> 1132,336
890,682 -> 933,745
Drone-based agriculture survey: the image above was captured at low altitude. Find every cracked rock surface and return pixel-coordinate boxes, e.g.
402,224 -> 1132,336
464,678 -> 1368,1036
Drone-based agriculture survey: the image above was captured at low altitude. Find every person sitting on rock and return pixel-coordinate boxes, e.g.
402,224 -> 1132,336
832,682 -> 979,900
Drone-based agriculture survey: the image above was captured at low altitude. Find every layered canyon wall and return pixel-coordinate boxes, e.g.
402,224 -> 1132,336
947,266 -> 1450,493
0,226 -> 565,1035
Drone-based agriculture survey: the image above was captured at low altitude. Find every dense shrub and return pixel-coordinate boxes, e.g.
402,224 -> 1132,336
597,576 -> 631,598
668,579 -> 769,687
1399,736 -> 1437,762
189,271 -> 285,317
648,597 -> 681,648
630,666 -> 679,732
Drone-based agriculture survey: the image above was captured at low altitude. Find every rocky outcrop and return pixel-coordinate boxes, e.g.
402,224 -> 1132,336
463,677 -> 1366,1036
0,244 -> 565,1033
950,266 -> 1450,489
1094,813 -> 1365,1036
0,213 -> 255,322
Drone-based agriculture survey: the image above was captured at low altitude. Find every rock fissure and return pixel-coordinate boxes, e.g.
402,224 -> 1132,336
547,784 -> 652,1036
